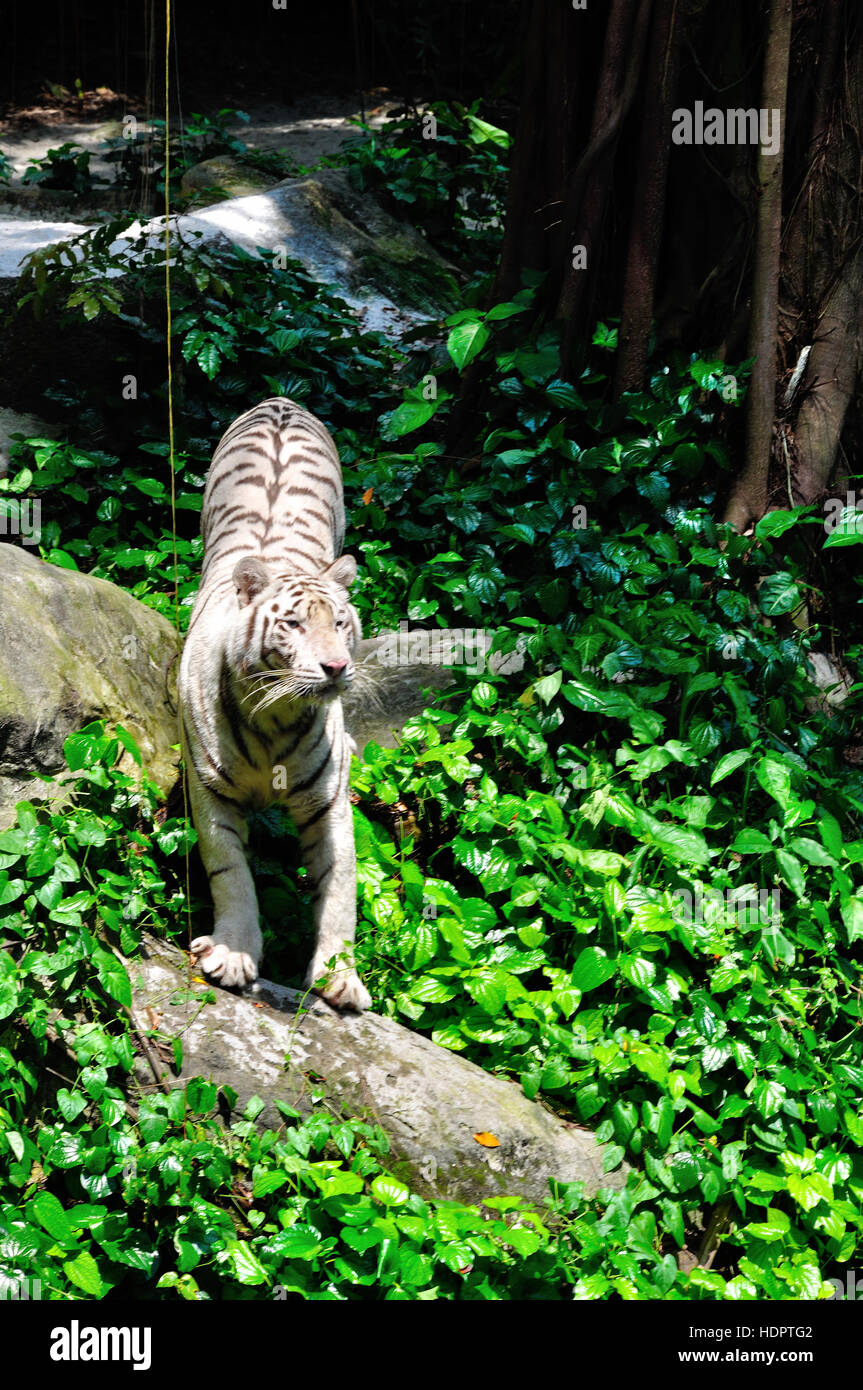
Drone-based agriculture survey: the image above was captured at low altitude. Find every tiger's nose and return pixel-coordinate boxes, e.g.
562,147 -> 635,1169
321,659 -> 347,678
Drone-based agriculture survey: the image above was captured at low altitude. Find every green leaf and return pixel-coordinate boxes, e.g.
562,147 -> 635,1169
0,875 -> 25,906
252,1169 -> 289,1199
534,670 -> 563,704
371,1175 -> 411,1206
667,1151 -> 700,1192
92,948 -> 132,1007
571,947 -> 616,994
464,114 -> 511,148
787,836 -> 836,867
755,756 -> 793,813
5,1131 -> 24,1161
786,1171 -> 832,1213
399,1248 -> 433,1285
447,319 -> 490,370
754,508 -> 808,540
115,724 -> 143,766
63,1250 -> 105,1296
411,974 -> 458,1003
840,894 -> 863,943
196,340 -> 222,380
25,841 -> 59,876
382,399 -> 438,440
635,811 -> 711,867
619,954 -> 655,990
602,1144 -> 625,1173
185,1077 -> 217,1113
31,1191 -> 75,1244
472,682 -> 497,709
758,573 -> 800,616
710,750 -> 750,785
431,1023 -> 469,1051
824,506 -> 863,547
775,848 -> 806,899
732,828 -> 774,854
56,1088 -> 87,1121
270,1226 -> 325,1259
224,1241 -> 269,1284
467,972 -> 507,1015
752,1078 -> 785,1118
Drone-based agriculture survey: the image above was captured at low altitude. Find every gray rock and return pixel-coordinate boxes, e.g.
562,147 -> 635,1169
0,546 -> 179,827
101,168 -> 458,338
190,168 -> 459,323
179,156 -> 278,201
344,633 -> 456,753
0,407 -> 59,478
131,933 -> 626,1206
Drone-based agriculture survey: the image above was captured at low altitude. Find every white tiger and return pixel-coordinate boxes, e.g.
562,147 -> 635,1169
178,397 -> 371,1012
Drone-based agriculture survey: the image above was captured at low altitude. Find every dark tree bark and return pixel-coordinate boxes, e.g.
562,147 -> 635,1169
556,0 -> 652,365
724,0 -> 793,532
492,0 -> 578,305
780,4 -> 863,508
613,0 -> 682,396
793,255 -> 863,502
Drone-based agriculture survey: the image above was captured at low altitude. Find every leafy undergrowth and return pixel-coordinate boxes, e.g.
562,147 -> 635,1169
0,728 -> 581,1300
1,111 -> 862,1299
317,99 -> 511,273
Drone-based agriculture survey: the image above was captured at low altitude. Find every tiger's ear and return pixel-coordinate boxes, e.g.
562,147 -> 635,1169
323,554 -> 357,589
233,556 -> 270,607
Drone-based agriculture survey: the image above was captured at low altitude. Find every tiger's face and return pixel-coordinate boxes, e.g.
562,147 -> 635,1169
228,554 -> 361,711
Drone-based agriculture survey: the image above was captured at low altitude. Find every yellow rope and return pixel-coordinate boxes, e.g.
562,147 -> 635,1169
164,0 -> 194,957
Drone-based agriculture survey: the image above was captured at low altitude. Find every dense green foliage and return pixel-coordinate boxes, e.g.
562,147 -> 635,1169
320,100 -> 511,270
1,109 -> 861,1302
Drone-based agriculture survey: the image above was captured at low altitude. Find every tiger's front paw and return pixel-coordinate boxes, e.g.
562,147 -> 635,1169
306,955 -> 372,1012
191,935 -> 259,989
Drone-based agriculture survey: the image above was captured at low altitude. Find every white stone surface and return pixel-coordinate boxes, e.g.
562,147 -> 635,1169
0,215 -> 89,278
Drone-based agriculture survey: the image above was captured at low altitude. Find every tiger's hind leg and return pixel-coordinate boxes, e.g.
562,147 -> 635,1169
187,772 -> 262,989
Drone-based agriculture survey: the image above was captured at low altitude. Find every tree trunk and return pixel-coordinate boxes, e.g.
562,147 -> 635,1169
492,0 -> 565,304
613,0 -> 681,396
556,0 -> 649,361
791,250 -> 863,502
724,0 -> 793,531
781,4 -> 863,505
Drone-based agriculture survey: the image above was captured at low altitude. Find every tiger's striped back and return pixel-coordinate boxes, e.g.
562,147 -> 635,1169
201,397 -> 345,585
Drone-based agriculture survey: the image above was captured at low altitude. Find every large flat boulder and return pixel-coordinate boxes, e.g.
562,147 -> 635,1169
0,545 -> 179,826
131,933 -> 626,1207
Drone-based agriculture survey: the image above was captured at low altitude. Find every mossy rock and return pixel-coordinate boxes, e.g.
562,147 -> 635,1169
179,155 -> 277,201
0,546 -> 179,827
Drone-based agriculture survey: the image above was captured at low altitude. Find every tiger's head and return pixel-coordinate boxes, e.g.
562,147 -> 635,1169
228,554 -> 361,712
